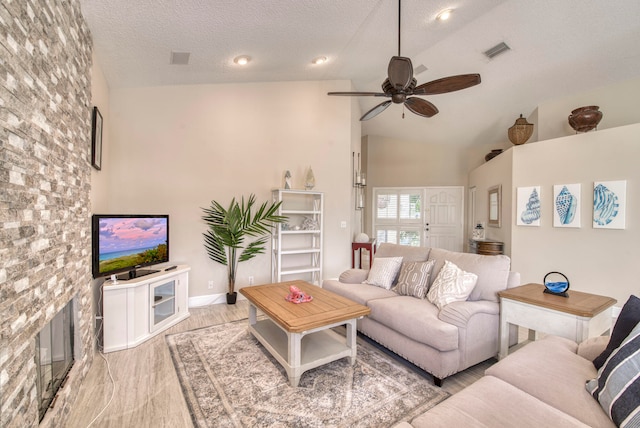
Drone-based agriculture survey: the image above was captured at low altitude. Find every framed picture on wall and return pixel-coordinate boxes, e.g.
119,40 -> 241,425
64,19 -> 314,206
517,186 -> 541,226
593,180 -> 626,229
488,185 -> 501,227
553,184 -> 581,228
91,106 -> 103,170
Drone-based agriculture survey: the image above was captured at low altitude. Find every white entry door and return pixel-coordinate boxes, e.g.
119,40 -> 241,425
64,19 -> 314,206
373,187 -> 464,251
423,187 -> 464,251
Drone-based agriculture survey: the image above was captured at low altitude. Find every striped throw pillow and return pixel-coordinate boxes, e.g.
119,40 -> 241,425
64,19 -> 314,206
586,321 -> 640,427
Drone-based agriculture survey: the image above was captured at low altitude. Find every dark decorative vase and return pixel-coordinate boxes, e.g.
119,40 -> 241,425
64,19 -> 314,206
226,292 -> 237,305
484,149 -> 503,162
568,106 -> 603,133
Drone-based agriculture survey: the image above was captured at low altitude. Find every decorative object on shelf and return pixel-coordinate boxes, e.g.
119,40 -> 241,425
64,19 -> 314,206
593,180 -> 626,229
484,149 -> 503,162
568,106 -> 603,133
91,106 -> 103,170
471,223 -> 485,240
284,170 -> 292,189
508,114 -> 534,145
487,185 -> 502,227
517,186 -> 541,226
304,167 -> 315,190
301,216 -> 318,230
354,232 -> 369,243
543,271 -> 570,297
285,285 -> 313,304
554,184 -> 581,228
202,194 -> 287,304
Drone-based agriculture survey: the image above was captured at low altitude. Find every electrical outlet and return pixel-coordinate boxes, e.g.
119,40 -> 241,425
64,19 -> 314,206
340,221 -> 347,228
248,276 -> 254,285
208,280 -> 214,289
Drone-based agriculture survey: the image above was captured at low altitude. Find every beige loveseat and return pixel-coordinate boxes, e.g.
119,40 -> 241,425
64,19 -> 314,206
322,243 -> 520,385
397,335 -> 614,427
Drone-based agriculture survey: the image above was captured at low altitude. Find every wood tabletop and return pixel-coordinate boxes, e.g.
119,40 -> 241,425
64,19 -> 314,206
239,280 -> 370,333
498,283 -> 617,317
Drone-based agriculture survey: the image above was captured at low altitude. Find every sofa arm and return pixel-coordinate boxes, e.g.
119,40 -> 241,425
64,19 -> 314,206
577,335 -> 609,361
339,269 -> 369,284
438,300 -> 499,328
506,271 -> 521,289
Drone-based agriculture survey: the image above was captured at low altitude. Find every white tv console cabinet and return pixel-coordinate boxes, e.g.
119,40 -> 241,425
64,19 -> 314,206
102,265 -> 190,353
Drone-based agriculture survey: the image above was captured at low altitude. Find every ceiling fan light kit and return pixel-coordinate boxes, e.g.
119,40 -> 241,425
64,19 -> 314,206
327,0 -> 480,121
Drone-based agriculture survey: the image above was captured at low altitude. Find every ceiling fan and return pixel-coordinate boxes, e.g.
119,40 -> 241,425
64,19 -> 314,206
328,0 -> 481,121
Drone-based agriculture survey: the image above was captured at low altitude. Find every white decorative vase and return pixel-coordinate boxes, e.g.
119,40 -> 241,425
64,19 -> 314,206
354,233 -> 369,243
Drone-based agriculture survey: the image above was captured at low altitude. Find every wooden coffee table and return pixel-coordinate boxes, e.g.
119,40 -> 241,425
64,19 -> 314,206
239,280 -> 371,387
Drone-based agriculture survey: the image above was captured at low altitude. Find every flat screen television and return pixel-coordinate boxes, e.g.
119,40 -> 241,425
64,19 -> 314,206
92,214 -> 169,280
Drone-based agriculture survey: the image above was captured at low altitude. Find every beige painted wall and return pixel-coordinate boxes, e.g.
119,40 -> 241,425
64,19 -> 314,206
90,54 -> 110,213
538,77 -> 640,141
105,80 -> 359,301
470,78 -> 640,307
510,123 -> 640,306
363,135 -> 471,236
468,149 -> 514,254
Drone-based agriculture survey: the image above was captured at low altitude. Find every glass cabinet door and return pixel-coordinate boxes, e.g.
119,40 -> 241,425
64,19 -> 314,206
150,279 -> 176,331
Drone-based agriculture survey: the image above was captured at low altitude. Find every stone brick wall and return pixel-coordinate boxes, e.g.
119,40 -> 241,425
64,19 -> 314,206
0,1 -> 94,426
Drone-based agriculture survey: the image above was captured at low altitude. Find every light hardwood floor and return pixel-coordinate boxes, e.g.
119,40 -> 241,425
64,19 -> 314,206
66,300 -> 495,427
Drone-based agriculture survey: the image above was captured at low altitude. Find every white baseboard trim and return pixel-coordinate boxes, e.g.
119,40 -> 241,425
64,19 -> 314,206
189,293 -> 246,308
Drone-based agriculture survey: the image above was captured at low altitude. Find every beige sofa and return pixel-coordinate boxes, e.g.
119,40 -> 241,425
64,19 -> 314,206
396,335 -> 614,427
322,243 -> 520,385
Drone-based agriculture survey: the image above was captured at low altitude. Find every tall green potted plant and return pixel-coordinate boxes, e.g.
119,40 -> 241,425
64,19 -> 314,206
202,194 -> 287,304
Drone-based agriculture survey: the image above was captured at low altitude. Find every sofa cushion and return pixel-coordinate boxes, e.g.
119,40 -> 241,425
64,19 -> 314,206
426,260 -> 478,310
363,256 -> 403,289
375,242 -> 430,263
428,248 -> 510,302
367,296 -> 458,351
395,260 -> 436,299
409,376 -> 592,428
322,280 -> 397,306
338,269 -> 369,284
486,335 -> 614,428
593,295 -> 640,369
586,321 -> 640,428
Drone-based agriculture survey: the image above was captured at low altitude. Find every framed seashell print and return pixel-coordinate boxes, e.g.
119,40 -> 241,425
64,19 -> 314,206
553,184 -> 581,228
593,180 -> 626,229
517,186 -> 541,226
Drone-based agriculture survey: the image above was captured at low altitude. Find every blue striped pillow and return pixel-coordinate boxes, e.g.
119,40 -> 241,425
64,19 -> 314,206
586,321 -> 640,427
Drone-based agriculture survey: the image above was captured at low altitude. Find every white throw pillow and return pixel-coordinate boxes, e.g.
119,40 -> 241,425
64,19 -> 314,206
364,256 -> 403,289
427,260 -> 478,310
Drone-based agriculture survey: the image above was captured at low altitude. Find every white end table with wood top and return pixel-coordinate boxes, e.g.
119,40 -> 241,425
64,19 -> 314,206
240,280 -> 371,387
497,283 -> 616,360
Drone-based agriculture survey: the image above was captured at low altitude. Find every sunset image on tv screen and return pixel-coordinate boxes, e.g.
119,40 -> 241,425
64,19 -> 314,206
98,217 -> 168,273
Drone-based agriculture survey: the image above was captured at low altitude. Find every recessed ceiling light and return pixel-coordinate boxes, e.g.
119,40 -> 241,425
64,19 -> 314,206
233,55 -> 251,65
436,9 -> 453,21
312,56 -> 328,65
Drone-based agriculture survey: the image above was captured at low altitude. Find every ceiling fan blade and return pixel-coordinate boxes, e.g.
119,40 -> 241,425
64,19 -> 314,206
404,97 -> 439,118
360,100 -> 392,121
388,56 -> 413,90
414,74 -> 481,95
327,91 -> 388,97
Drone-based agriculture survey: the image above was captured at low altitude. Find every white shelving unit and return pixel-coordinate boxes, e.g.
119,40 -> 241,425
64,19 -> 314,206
272,189 -> 323,285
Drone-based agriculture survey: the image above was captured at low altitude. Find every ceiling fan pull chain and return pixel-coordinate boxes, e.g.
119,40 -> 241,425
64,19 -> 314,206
402,104 -> 405,119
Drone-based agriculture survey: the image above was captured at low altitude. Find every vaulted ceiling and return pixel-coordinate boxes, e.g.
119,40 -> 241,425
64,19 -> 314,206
80,0 -> 640,147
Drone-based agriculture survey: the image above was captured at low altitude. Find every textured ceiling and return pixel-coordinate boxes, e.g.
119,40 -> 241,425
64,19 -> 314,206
80,0 -> 640,147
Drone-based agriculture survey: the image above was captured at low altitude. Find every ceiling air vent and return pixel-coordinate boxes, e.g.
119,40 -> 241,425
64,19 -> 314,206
170,51 -> 190,65
484,42 -> 510,59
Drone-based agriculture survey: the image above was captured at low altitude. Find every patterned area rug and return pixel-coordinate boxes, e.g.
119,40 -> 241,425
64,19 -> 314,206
166,321 -> 449,427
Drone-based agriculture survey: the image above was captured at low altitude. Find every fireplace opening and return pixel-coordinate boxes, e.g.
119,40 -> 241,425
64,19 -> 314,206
35,299 -> 75,422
